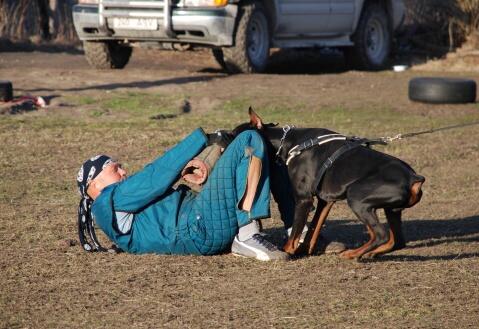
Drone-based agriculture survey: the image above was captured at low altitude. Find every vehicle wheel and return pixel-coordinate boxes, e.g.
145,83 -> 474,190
0,80 -> 13,102
83,41 -> 132,69
346,3 -> 391,71
211,48 -> 228,70
409,77 -> 477,104
223,2 -> 270,74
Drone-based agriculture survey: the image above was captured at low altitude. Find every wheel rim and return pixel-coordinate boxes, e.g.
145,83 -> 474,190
247,13 -> 269,67
365,18 -> 387,65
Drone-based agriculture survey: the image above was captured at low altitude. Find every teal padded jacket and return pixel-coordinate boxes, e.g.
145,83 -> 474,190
91,128 -> 274,255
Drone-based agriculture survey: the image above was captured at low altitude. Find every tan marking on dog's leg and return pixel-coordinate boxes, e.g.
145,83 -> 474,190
364,229 -> 395,258
340,226 -> 375,259
307,201 -> 335,254
296,203 -> 322,254
283,237 -> 299,254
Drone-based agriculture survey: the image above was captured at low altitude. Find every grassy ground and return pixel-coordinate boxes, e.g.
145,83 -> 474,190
0,51 -> 478,328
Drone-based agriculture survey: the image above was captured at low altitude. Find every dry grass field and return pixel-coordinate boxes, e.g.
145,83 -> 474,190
0,47 -> 478,328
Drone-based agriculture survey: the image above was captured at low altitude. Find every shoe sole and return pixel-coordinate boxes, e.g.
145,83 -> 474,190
232,239 -> 290,261
231,245 -> 274,261
231,252 -> 270,261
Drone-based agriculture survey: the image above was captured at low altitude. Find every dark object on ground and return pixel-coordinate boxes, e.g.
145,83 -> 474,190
0,80 -> 13,102
58,238 -> 77,247
409,77 -> 477,104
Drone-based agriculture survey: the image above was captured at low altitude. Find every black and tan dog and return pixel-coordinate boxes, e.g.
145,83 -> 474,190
233,108 -> 425,259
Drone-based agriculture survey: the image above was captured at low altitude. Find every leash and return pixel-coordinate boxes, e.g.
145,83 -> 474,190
279,120 -> 478,194
380,121 -> 479,143
276,121 -> 479,194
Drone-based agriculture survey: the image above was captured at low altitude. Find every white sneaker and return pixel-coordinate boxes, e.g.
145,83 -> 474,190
231,234 -> 291,261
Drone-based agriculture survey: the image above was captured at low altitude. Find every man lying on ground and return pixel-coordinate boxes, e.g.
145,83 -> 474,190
77,128 -> 291,261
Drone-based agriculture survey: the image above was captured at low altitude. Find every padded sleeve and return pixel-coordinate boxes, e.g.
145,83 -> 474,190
112,128 -> 208,212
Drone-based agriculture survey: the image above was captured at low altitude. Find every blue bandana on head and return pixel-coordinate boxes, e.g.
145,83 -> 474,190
76,155 -> 121,253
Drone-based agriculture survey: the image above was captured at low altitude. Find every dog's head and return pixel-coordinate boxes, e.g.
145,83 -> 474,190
232,107 -> 277,137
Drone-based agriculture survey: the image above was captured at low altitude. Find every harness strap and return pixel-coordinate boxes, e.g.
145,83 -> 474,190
310,138 -> 371,194
286,134 -> 347,165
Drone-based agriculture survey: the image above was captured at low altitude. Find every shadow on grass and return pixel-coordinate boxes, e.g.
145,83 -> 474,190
20,75 -> 227,94
319,215 -> 479,261
267,215 -> 479,261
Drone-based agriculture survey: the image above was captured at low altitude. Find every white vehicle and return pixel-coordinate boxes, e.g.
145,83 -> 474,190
73,0 -> 405,73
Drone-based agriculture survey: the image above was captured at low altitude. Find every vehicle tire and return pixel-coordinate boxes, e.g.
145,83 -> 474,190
0,80 -> 13,102
346,3 -> 391,71
223,2 -> 270,74
409,77 -> 477,104
211,48 -> 228,70
83,41 -> 132,69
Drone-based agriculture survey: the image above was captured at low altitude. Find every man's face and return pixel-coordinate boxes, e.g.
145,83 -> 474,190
97,162 -> 127,188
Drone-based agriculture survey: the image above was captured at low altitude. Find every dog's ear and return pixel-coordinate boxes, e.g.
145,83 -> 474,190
248,106 -> 263,130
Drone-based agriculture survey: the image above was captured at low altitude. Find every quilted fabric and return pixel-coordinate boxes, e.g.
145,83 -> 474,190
187,130 -> 271,255
91,129 -> 271,256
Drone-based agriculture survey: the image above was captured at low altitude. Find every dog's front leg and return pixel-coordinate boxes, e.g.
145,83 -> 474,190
283,198 -> 313,254
304,200 -> 335,254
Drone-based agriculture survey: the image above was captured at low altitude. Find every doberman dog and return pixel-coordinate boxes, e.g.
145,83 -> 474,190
233,108 -> 425,259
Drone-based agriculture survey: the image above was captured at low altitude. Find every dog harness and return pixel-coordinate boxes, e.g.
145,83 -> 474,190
277,125 -> 386,194
309,138 -> 378,194
286,133 -> 348,165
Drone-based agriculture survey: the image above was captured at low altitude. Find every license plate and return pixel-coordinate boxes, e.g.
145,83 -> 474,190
113,17 -> 158,30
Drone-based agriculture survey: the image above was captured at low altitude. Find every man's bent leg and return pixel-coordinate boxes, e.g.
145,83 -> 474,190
230,132 -> 290,261
190,131 -> 289,260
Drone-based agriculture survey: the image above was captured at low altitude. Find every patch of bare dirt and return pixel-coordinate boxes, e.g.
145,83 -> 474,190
0,46 -> 478,329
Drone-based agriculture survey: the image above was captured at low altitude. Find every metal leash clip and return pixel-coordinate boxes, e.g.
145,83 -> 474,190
381,134 -> 402,143
275,125 -> 294,164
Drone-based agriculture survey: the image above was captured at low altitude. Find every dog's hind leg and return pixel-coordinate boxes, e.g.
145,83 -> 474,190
385,208 -> 405,250
363,180 -> 423,257
302,200 -> 335,255
362,209 -> 402,258
340,225 -> 376,259
341,199 -> 389,259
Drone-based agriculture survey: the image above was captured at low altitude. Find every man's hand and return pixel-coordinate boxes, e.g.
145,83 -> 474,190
207,130 -> 234,148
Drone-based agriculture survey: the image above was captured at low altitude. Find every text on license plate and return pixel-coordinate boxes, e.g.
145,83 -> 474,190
113,18 -> 158,30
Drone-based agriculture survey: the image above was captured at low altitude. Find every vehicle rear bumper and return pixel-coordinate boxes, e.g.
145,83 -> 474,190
72,4 -> 237,46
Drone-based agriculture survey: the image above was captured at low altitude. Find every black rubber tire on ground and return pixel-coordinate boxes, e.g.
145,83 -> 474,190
83,41 -> 132,69
222,1 -> 270,74
345,3 -> 391,71
211,49 -> 228,70
0,80 -> 13,102
409,77 -> 477,104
